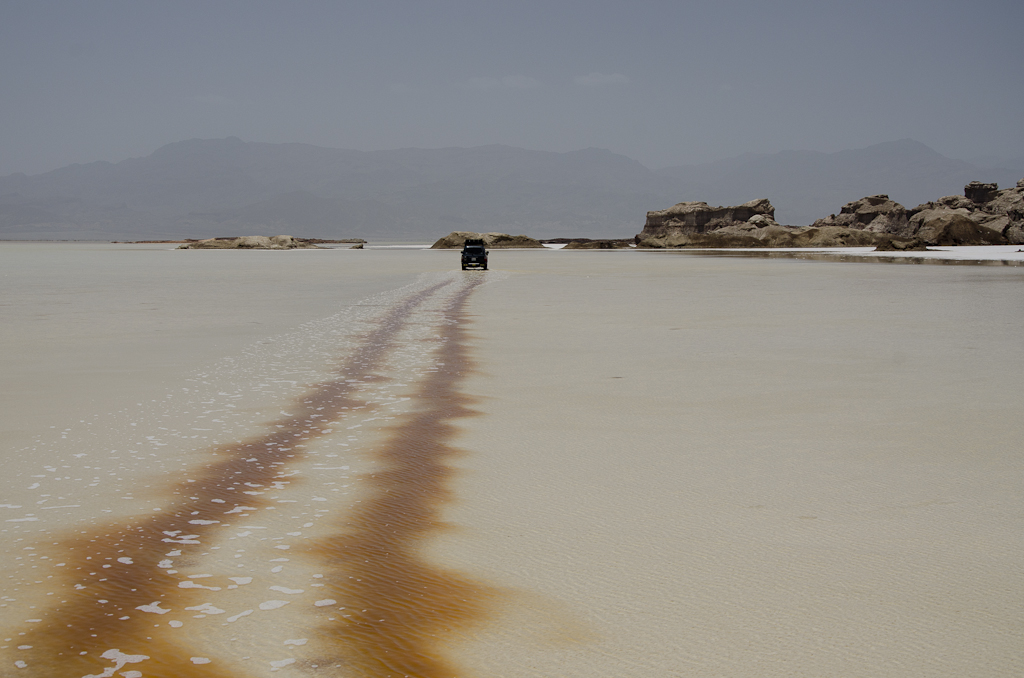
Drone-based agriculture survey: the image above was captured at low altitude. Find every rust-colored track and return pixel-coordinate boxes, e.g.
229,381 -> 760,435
10,276 -> 491,677
308,275 -> 494,676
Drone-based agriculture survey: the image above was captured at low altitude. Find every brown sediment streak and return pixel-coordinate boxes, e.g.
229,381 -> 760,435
309,275 -> 492,677
11,278 -> 463,678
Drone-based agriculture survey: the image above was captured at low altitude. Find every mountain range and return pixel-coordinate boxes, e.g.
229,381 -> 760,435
1,137 -> 1020,240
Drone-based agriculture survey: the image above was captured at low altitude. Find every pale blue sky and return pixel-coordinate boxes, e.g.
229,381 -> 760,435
2,0 -> 1022,175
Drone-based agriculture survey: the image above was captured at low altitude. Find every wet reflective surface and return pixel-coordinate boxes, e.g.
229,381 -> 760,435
3,261 -> 492,677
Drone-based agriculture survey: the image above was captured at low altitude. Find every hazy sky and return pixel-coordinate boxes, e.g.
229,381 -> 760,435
2,0 -> 1022,176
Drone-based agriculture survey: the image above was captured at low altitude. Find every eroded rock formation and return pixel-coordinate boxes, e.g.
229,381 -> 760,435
808,180 -> 1024,245
636,197 -> 905,248
908,179 -> 1024,244
430,231 -> 545,249
640,199 -> 775,239
810,195 -> 909,233
909,212 -> 1005,246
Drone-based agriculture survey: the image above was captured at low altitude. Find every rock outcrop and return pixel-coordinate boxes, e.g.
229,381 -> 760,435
430,231 -> 545,249
908,179 -> 1024,244
638,177 -> 1024,250
636,198 -> 913,248
639,199 -> 775,239
908,212 -> 1005,246
964,181 -> 999,204
809,195 -> 909,233
804,180 -> 1024,245
177,235 -> 320,249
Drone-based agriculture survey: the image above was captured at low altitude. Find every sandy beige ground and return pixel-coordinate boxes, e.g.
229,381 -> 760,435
2,244 -> 1022,677
437,250 -> 1024,677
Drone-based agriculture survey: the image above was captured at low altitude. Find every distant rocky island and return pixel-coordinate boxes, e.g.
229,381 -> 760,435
177,235 -> 365,249
431,232 -> 545,248
637,179 -> 1024,249
431,231 -> 636,249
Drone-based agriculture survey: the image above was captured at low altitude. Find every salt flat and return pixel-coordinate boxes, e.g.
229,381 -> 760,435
442,250 -> 1024,677
1,243 -> 1021,677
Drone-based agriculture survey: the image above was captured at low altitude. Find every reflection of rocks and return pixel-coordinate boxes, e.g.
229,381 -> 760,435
430,231 -> 545,248
640,199 -> 775,238
810,195 -> 908,233
177,235 -> 320,249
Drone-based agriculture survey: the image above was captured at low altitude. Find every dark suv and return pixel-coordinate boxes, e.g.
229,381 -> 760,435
461,239 -> 488,270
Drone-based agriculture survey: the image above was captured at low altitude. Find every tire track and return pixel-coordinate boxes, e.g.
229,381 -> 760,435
305,274 -> 495,677
8,275 -> 489,677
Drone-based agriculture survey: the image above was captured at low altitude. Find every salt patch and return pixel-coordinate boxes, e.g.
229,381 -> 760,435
189,519 -> 220,525
82,649 -> 150,678
228,577 -> 252,585
135,602 -> 170,614
178,581 -> 220,591
283,638 -> 307,646
116,557 -> 133,564
269,586 -> 303,595
168,621 -> 183,628
259,600 -> 289,610
190,657 -> 211,664
185,603 -> 225,615
314,599 -> 336,607
227,609 -> 254,622
270,658 -> 296,668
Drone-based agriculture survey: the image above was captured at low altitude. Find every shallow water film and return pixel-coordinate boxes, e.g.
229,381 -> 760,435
3,244 -> 1022,677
